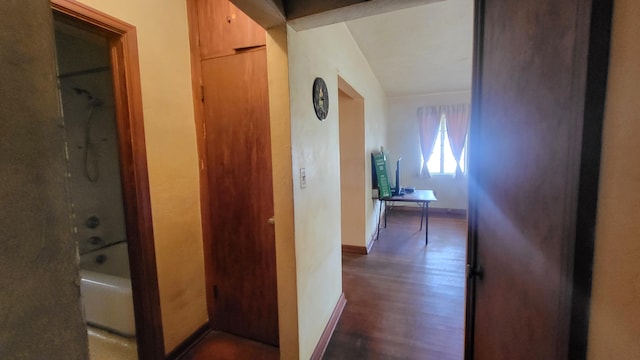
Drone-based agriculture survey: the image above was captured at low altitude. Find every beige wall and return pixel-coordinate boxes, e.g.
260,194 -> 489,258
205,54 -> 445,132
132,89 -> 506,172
387,91 -> 471,210
265,24 -> 300,359
287,22 -> 388,357
588,0 -> 640,358
77,0 -> 206,353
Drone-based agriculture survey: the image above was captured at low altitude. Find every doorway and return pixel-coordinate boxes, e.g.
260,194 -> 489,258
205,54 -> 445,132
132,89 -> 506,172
54,18 -> 137,358
186,0 -> 280,347
338,77 -> 367,252
51,1 -> 164,358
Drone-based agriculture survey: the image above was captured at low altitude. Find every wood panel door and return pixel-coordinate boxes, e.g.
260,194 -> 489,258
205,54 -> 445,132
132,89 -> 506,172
466,0 -> 612,359
201,48 -> 279,346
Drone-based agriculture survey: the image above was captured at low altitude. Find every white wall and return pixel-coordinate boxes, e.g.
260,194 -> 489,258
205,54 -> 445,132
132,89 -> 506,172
55,27 -> 128,256
287,22 -> 388,358
387,91 -> 471,210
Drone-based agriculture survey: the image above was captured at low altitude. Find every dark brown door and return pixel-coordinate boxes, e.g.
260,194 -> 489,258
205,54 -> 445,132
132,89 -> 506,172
201,48 -> 279,345
466,0 -> 611,359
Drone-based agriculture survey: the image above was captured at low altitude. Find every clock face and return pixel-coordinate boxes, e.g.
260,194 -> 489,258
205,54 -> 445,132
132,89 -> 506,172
312,77 -> 329,120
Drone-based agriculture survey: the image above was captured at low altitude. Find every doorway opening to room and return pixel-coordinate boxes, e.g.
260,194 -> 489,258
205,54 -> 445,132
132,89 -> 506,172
338,76 -> 368,254
324,2 -> 474,358
51,1 -> 163,359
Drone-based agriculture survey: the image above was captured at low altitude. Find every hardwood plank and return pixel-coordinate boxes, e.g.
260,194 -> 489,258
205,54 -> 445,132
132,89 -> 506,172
182,331 -> 279,360
325,212 -> 467,359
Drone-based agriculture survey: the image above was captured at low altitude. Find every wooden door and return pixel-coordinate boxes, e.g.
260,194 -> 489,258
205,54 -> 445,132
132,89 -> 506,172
201,48 -> 279,346
466,0 -> 612,359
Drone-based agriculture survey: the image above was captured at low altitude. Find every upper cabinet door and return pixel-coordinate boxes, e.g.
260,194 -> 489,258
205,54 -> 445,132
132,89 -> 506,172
196,0 -> 265,59
227,2 -> 266,51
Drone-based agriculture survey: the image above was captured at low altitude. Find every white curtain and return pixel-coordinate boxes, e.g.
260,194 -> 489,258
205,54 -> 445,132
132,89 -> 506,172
441,104 -> 470,178
417,106 -> 441,178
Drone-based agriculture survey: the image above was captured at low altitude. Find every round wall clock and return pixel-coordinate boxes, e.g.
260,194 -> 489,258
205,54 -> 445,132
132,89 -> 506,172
312,77 -> 329,120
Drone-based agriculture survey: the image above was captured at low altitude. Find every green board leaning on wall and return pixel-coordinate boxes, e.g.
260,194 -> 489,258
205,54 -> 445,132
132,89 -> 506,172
373,151 -> 391,198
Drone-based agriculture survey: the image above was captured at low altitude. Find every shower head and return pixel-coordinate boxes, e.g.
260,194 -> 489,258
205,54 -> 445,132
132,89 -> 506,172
74,87 -> 103,107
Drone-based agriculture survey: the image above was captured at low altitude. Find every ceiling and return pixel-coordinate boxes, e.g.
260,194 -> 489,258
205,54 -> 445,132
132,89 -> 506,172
344,0 -> 474,97
233,0 -> 474,97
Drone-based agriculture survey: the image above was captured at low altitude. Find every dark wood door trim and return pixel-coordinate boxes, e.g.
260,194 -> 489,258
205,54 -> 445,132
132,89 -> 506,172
465,0 -> 614,358
569,0 -> 614,357
464,0 -> 485,358
185,0 -> 216,328
51,1 -> 165,359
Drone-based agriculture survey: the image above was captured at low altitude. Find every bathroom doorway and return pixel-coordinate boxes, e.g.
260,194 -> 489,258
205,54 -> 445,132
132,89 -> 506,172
54,18 -> 138,359
51,1 -> 164,358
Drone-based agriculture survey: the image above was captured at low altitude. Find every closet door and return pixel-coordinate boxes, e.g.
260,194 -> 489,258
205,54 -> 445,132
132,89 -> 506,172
201,48 -> 279,346
466,0 -> 611,358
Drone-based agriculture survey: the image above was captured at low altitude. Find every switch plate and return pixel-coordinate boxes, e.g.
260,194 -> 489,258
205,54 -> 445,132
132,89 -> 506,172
300,168 -> 307,188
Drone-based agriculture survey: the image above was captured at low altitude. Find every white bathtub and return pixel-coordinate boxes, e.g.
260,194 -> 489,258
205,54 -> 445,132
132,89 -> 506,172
79,242 -> 135,337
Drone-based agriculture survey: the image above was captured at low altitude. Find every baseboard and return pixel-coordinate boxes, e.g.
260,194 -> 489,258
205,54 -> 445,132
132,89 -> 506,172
342,229 -> 377,255
342,244 -> 367,254
430,207 -> 467,217
166,322 -> 212,360
390,205 -> 467,217
310,293 -> 346,360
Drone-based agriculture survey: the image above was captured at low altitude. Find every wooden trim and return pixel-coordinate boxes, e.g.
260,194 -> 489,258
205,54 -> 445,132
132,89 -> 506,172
387,205 -> 468,218
166,323 -> 212,360
465,0 -> 485,358
569,0 -> 613,357
310,293 -> 346,360
50,1 -> 165,359
341,245 -> 367,255
185,0 -> 216,317
52,0 -> 132,35
342,229 -> 377,255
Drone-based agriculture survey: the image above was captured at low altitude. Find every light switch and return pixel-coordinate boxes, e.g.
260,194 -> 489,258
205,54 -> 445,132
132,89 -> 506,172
300,168 -> 307,188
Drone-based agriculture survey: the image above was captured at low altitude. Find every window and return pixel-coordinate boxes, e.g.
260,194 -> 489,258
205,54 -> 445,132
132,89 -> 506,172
422,115 -> 466,175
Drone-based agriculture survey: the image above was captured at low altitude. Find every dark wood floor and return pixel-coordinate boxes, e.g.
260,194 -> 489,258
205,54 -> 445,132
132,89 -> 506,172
324,210 -> 467,360
182,331 -> 279,360
183,210 -> 466,359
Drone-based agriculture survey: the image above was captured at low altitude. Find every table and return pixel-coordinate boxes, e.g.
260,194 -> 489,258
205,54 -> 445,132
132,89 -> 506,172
377,189 -> 438,245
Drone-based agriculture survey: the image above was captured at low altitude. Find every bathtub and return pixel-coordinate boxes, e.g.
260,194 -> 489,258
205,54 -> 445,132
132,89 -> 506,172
79,242 -> 135,337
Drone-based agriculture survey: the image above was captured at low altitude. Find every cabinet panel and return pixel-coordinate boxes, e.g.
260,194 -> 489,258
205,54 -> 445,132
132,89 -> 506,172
228,2 -> 266,50
196,0 -> 232,58
196,0 -> 265,59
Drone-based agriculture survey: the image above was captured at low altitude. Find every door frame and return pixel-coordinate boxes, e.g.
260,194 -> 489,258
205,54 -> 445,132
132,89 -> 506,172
337,76 -> 368,253
51,1 -> 165,358
465,0 -> 614,358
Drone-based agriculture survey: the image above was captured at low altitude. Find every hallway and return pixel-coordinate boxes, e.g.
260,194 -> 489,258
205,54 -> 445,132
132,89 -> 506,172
184,211 -> 467,359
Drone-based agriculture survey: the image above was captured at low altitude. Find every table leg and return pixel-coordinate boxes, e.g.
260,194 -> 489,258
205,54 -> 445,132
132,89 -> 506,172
424,202 -> 429,246
376,200 -> 382,241
419,202 -> 425,231
384,201 -> 388,228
